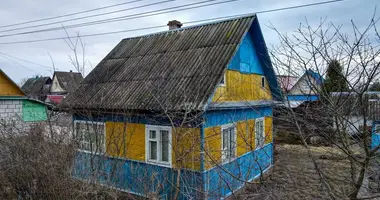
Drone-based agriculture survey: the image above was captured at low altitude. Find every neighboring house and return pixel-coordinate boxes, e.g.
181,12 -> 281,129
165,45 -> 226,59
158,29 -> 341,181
279,70 -> 323,107
0,69 -> 48,124
48,70 -> 83,105
63,15 -> 281,200
21,76 -> 52,101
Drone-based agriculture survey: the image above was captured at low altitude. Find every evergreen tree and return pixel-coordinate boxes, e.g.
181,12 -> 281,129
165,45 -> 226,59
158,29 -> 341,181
369,81 -> 380,91
323,59 -> 349,93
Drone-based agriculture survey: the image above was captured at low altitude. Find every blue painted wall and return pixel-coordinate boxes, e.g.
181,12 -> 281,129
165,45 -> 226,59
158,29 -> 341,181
204,143 -> 273,200
204,107 -> 272,128
73,152 -> 203,200
372,121 -> 380,150
287,95 -> 319,101
227,32 -> 264,75
73,113 -> 200,128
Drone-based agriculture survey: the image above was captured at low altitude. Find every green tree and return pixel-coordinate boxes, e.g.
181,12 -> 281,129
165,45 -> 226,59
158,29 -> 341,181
369,81 -> 380,91
323,59 -> 349,93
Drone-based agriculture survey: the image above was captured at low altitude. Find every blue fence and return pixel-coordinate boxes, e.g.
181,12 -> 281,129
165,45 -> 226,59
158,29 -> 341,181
372,122 -> 380,150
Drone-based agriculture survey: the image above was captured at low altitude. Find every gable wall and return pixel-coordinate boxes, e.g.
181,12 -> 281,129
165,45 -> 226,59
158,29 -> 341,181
211,31 -> 272,102
289,73 -> 320,95
50,75 -> 65,93
0,72 -> 24,96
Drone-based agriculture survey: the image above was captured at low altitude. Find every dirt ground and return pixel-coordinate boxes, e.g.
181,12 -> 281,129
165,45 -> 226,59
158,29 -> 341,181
228,144 -> 357,200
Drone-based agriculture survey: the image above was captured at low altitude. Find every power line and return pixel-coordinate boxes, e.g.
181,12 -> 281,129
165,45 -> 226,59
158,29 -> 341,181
0,52 -> 53,69
0,0 -> 348,45
0,0 -> 237,38
0,0 -> 174,34
0,0 -> 146,29
0,53 -> 40,74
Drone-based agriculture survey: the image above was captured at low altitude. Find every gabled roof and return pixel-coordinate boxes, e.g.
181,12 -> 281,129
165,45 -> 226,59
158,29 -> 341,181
52,71 -> 83,93
0,69 -> 25,96
306,69 -> 324,85
63,15 -> 280,111
21,76 -> 52,97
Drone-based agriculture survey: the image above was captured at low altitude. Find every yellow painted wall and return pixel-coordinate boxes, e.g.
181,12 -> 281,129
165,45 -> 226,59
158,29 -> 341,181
212,70 -> 272,102
105,122 -> 201,170
204,117 -> 272,170
204,126 -> 221,169
172,128 -> 201,171
265,117 -> 273,144
106,122 -> 145,161
0,71 -> 24,96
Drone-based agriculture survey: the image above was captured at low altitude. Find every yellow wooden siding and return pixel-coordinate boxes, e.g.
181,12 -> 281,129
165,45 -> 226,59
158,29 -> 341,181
265,117 -> 273,144
0,71 -> 24,96
105,122 -> 145,161
212,70 -> 272,102
105,122 -> 201,170
172,128 -> 201,171
236,120 -> 255,156
204,126 -> 221,169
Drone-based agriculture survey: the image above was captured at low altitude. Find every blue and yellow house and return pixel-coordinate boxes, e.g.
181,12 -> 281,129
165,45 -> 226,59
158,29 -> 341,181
63,15 -> 282,200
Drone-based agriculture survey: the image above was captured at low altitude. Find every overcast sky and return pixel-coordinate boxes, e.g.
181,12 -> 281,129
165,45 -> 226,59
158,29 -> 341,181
0,0 -> 378,83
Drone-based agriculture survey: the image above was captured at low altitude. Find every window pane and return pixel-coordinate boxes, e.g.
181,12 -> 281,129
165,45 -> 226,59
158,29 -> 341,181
150,130 -> 156,139
161,130 -> 169,162
150,141 -> 157,160
229,127 -> 235,158
222,129 -> 228,150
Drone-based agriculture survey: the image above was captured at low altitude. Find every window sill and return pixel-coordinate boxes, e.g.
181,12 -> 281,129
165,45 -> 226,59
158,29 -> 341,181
76,149 -> 106,155
146,160 -> 172,168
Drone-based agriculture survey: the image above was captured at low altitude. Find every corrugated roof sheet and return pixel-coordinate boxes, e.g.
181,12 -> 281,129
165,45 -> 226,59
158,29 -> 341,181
21,76 -> 51,100
63,15 -> 256,111
53,71 -> 83,93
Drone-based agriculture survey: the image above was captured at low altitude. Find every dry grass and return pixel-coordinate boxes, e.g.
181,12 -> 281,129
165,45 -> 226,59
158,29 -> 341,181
229,144 -> 353,200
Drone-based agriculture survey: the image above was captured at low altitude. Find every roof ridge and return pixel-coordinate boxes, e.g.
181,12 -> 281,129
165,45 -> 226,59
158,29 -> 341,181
121,14 -> 256,42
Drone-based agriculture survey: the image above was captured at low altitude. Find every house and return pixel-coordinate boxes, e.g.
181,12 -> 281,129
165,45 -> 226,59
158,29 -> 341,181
278,70 -> 323,108
0,69 -> 48,125
48,70 -> 83,105
21,76 -> 52,101
62,15 -> 282,200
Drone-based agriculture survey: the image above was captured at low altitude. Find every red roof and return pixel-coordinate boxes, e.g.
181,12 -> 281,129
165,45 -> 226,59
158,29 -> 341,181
277,75 -> 298,93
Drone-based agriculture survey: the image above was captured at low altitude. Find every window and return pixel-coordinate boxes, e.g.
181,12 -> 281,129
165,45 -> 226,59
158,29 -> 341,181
261,76 -> 265,88
75,121 -> 105,154
219,73 -> 226,86
221,124 -> 236,161
255,118 -> 265,148
146,125 -> 172,166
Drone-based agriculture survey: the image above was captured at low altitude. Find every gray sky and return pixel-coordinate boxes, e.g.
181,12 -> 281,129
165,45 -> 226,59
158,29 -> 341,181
0,0 -> 378,83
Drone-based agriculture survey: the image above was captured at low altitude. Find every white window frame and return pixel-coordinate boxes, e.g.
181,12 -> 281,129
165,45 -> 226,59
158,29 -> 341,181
221,123 -> 237,162
74,120 -> 106,154
261,76 -> 266,88
375,124 -> 380,135
255,117 -> 265,149
145,125 -> 172,167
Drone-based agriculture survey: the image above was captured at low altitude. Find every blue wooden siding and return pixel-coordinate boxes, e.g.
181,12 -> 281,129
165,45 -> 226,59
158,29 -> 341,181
372,121 -> 380,150
203,107 -> 272,128
204,143 -> 273,199
73,113 -> 199,128
227,31 -> 264,75
73,152 -> 203,200
287,95 -> 319,101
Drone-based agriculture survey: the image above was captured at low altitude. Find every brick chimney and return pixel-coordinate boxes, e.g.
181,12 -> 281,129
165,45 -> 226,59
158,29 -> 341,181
167,20 -> 182,30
